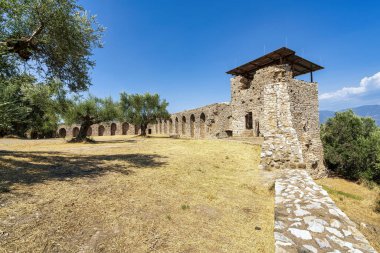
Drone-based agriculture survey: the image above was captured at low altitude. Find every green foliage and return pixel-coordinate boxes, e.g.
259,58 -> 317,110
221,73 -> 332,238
63,95 -> 119,140
321,110 -> 380,184
119,92 -> 169,135
64,96 -> 119,126
0,0 -> 104,91
0,74 -> 63,137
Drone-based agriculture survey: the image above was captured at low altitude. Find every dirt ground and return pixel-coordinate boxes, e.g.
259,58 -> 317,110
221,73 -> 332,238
0,136 -> 275,252
316,177 -> 380,251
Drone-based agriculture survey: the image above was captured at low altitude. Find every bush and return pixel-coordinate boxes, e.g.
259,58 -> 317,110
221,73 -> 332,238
321,110 -> 380,184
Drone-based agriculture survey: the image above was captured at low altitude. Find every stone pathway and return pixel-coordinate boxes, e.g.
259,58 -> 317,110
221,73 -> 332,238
274,169 -> 377,253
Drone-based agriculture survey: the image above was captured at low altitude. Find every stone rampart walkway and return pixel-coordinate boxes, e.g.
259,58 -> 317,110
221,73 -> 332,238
275,169 -> 376,253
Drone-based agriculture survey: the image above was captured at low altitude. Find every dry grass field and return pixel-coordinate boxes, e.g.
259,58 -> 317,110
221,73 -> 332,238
316,177 -> 380,251
0,136 -> 274,252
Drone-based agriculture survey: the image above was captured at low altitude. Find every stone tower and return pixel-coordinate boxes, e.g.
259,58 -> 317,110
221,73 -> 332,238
227,48 -> 326,177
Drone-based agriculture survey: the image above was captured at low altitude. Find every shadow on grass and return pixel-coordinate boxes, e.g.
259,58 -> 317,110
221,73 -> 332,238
0,150 -> 167,193
65,138 -> 139,144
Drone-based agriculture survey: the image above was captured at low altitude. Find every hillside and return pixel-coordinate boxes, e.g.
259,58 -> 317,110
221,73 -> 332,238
320,105 -> 380,125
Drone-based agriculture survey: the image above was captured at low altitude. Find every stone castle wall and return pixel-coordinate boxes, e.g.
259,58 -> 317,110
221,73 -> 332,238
57,122 -> 139,139
57,64 -> 326,176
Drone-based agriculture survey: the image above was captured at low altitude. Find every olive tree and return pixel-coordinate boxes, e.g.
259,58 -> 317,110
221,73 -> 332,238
63,96 -> 119,141
321,110 -> 380,183
119,92 -> 170,136
0,74 -> 63,137
0,0 -> 104,92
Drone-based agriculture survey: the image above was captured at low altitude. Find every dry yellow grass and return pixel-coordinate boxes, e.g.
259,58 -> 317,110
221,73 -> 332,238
316,177 -> 380,251
0,136 -> 274,252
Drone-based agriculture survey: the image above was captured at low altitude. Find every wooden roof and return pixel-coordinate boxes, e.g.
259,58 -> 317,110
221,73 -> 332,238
226,47 -> 323,77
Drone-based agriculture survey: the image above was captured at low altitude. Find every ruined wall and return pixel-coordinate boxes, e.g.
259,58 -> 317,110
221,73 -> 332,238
149,103 -> 232,139
230,75 -> 263,137
258,66 -> 304,170
288,79 -> 326,177
56,122 -> 139,139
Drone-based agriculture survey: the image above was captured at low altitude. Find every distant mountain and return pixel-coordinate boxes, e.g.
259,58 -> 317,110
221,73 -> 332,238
319,105 -> 380,125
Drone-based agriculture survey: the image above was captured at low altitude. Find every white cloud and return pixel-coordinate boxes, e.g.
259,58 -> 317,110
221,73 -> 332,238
320,72 -> 380,100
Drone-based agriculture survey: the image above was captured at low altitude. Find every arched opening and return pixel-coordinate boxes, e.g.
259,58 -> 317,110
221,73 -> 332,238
190,114 -> 195,138
111,123 -> 117,135
87,127 -> 92,136
181,116 -> 186,135
164,120 -> 167,134
134,125 -> 139,135
159,120 -> 162,134
245,112 -> 253,129
175,117 -> 179,134
72,127 -> 79,138
200,113 -> 206,138
122,122 -> 129,135
169,119 -> 173,134
58,128 -> 66,138
30,131 -> 38,139
98,125 -> 105,136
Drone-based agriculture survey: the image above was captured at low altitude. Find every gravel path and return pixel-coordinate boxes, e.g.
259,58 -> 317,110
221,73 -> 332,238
274,169 -> 377,253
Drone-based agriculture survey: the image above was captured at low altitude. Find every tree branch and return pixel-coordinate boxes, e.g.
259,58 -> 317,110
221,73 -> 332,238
26,23 -> 44,42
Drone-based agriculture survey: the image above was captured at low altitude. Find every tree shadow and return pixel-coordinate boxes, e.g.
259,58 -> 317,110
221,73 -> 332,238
93,139 -> 138,144
65,138 -> 139,144
0,150 -> 167,193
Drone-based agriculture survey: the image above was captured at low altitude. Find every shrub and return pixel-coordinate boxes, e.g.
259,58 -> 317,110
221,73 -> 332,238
321,110 -> 380,184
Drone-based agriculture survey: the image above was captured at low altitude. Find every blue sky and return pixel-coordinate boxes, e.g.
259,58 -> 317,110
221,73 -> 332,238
80,0 -> 380,112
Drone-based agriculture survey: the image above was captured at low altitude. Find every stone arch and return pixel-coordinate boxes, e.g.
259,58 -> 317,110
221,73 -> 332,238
200,113 -> 206,138
111,123 -> 117,135
87,127 -> 92,136
169,119 -> 173,134
175,117 -> 179,134
72,127 -> 79,138
190,114 -> 195,138
181,116 -> 186,135
122,122 -> 129,135
164,120 -> 167,134
98,125 -> 105,136
58,128 -> 66,138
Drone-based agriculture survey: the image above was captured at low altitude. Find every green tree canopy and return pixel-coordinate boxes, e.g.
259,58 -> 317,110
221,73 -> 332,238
321,110 -> 380,184
0,74 -> 63,137
63,95 -> 120,141
0,0 -> 104,92
119,92 -> 169,136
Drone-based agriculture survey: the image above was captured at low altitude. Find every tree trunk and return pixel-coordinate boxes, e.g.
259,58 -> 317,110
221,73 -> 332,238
75,123 -> 91,141
140,124 -> 148,136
